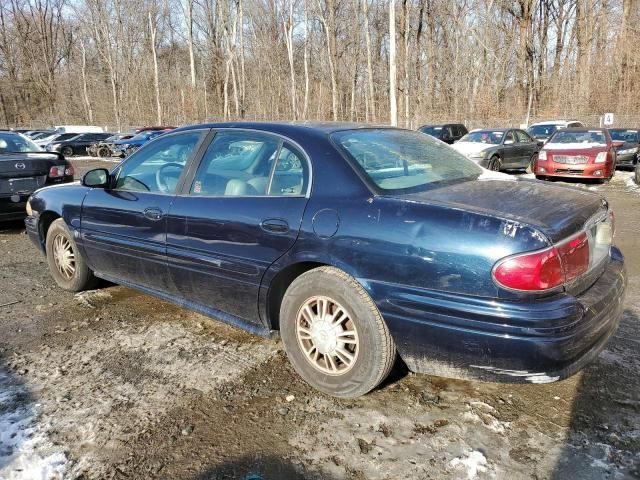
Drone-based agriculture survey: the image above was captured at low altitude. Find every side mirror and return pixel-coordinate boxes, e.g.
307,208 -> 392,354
82,168 -> 110,188
612,140 -> 624,148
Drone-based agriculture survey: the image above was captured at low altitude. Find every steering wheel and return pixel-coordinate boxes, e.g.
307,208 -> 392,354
155,162 -> 184,193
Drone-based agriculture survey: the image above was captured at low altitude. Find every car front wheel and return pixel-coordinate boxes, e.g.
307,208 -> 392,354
45,219 -> 97,292
280,266 -> 396,398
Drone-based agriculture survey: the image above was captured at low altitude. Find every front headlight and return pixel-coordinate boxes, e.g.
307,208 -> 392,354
618,148 -> 637,155
469,152 -> 486,159
594,152 -> 608,163
25,199 -> 33,216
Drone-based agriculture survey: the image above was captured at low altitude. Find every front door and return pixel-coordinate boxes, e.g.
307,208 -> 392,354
80,130 -> 208,291
166,130 -> 310,324
501,130 -> 520,167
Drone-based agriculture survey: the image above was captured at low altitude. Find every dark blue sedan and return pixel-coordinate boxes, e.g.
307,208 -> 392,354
24,123 -> 626,397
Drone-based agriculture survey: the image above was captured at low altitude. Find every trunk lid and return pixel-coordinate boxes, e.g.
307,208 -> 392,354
398,176 -> 606,243
0,152 -> 64,195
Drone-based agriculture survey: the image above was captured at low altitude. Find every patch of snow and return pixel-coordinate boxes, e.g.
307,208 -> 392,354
0,370 -> 68,480
449,450 -> 488,479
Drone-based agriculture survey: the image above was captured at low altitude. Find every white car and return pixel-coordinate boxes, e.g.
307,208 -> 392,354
527,120 -> 585,142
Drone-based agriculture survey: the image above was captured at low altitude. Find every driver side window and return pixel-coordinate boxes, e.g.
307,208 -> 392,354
114,131 -> 203,194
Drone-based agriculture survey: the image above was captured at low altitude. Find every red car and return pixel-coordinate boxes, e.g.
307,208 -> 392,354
534,128 -> 621,181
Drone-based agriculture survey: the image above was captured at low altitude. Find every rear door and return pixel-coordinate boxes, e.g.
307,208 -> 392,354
514,129 -> 538,167
166,129 -> 311,325
80,129 -> 208,291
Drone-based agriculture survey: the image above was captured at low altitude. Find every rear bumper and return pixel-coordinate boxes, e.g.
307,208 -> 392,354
375,247 -> 626,383
535,159 -> 613,179
0,194 -> 28,221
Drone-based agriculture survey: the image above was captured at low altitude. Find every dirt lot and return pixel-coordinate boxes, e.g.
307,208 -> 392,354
1,158 -> 639,480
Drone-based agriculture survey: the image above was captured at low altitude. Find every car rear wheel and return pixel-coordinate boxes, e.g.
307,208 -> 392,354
488,156 -> 501,172
526,153 -> 537,174
280,266 -> 396,398
97,147 -> 110,157
61,146 -> 73,157
46,219 -> 97,292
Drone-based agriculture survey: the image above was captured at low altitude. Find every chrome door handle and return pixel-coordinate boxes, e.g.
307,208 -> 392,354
143,207 -> 163,221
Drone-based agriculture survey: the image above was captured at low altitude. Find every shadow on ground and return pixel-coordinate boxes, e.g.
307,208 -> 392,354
551,308 -> 640,479
192,454 -> 338,480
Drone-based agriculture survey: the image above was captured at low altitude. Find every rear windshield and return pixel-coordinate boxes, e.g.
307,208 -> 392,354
418,126 -> 443,136
0,133 -> 41,153
549,130 -> 606,145
528,124 -> 559,139
332,129 -> 482,193
609,129 -> 638,142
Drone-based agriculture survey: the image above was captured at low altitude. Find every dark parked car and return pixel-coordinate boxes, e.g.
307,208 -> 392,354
418,124 -> 468,144
87,133 -> 135,157
452,128 -> 540,171
25,123 -> 625,397
112,129 -> 171,157
608,128 -> 639,169
46,132 -> 113,157
1,132 -> 73,221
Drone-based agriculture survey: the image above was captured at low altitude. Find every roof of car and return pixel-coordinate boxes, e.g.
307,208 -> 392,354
529,120 -> 581,126
556,127 -> 603,132
468,128 -> 509,133
176,121 -> 396,135
419,123 -> 464,128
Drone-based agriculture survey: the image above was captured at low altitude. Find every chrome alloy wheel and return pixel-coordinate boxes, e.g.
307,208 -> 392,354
52,234 -> 75,280
296,296 -> 359,375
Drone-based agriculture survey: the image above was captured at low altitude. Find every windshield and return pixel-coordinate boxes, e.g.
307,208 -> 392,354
528,124 -> 560,139
609,129 -> 638,143
0,133 -> 42,153
459,131 -> 504,144
549,130 -> 606,145
332,129 -> 482,193
419,126 -> 443,137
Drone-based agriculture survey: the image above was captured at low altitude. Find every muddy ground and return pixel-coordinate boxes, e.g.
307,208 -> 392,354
1,158 -> 639,480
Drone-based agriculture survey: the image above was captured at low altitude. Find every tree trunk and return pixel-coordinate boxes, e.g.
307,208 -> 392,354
389,0 -> 397,126
149,11 -> 162,125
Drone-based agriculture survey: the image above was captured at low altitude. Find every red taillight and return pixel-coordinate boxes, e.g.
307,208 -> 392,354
556,232 -> 589,282
49,165 -> 74,178
493,232 -> 590,292
493,247 -> 564,291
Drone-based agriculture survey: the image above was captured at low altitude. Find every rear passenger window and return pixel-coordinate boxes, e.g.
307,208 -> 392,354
269,144 -> 306,196
191,132 -> 279,196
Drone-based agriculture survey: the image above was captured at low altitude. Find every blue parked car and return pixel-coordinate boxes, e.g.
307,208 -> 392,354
112,129 -> 171,157
24,123 -> 626,397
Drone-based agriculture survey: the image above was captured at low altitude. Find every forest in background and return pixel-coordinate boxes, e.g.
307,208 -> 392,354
0,0 -> 639,130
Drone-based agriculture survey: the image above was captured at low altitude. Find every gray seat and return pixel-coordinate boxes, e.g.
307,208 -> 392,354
224,179 -> 258,196
247,177 -> 268,194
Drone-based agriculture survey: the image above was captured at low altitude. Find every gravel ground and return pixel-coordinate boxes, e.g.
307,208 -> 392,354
0,158 -> 639,480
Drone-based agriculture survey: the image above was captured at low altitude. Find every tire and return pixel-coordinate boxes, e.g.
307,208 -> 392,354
61,146 -> 73,157
45,219 -> 97,292
526,153 -> 537,174
488,156 -> 501,172
279,266 -> 396,398
97,147 -> 110,157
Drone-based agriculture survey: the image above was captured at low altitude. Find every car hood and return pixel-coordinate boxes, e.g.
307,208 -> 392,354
543,143 -> 607,154
396,175 -> 605,243
615,142 -> 639,150
452,142 -> 495,157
